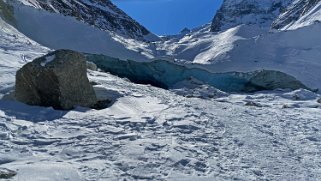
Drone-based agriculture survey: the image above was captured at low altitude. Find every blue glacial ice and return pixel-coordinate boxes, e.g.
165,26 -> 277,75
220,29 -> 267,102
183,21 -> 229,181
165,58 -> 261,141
86,54 -> 309,93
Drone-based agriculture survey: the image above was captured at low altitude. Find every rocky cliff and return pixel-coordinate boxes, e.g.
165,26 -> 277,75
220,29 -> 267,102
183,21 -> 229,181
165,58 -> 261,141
211,0 -> 293,32
272,0 -> 321,29
211,0 -> 321,32
13,0 -> 158,41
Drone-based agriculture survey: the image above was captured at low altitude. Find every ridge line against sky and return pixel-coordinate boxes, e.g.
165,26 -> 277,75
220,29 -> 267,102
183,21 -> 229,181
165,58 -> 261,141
111,0 -> 223,35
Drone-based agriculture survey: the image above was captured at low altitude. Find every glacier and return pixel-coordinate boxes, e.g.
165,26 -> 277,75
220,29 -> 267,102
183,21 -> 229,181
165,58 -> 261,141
87,54 -> 309,92
156,23 -> 321,92
5,0 -> 321,92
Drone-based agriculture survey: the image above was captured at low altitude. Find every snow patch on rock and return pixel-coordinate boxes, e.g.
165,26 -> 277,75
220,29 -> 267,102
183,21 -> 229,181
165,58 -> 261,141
40,54 -> 55,67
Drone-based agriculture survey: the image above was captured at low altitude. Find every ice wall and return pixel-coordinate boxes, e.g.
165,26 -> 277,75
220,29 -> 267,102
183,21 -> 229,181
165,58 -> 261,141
87,54 -> 309,93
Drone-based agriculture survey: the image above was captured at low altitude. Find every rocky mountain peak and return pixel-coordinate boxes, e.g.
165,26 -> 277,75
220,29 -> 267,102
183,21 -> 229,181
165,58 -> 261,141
272,0 -> 321,29
211,0 -> 293,32
16,0 -> 158,41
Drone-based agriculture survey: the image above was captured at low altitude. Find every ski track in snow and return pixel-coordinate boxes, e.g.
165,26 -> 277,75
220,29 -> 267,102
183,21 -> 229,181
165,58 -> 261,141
1,70 -> 321,180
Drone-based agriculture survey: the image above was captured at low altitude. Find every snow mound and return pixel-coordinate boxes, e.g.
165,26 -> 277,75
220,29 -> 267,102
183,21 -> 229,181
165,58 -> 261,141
282,89 -> 319,101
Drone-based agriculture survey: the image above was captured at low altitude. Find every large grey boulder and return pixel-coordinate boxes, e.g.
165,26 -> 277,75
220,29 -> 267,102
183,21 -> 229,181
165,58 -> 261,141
244,70 -> 309,92
15,49 -> 97,110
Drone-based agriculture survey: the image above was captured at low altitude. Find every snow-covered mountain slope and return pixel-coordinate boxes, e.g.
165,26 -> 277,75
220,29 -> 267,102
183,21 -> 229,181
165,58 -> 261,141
5,1 -> 156,61
273,0 -> 321,30
1,1 -> 321,180
210,0 -> 293,32
0,16 -> 48,96
3,0 -> 320,92
14,0 -> 159,41
156,23 -> 321,92
0,28 -> 320,179
210,0 -> 321,32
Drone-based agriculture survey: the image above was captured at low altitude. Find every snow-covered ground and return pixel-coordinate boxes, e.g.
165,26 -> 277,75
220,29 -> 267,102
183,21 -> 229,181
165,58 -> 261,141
1,69 -> 321,180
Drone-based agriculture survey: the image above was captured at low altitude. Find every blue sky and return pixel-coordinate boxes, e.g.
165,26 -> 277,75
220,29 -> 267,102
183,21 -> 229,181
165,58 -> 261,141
111,0 -> 223,35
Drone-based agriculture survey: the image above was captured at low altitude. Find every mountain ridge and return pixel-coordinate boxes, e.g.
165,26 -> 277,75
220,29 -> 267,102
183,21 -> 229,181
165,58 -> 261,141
12,0 -> 159,41
1,0 -> 321,91
272,0 -> 321,30
211,0 -> 321,32
210,0 -> 293,32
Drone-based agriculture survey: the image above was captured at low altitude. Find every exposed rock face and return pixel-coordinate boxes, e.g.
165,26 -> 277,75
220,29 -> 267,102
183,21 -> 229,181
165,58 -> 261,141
15,50 -> 97,110
244,70 -> 309,92
272,0 -> 321,29
211,0 -> 321,32
211,0 -> 293,32
0,168 -> 17,179
0,0 -> 15,25
16,0 -> 157,41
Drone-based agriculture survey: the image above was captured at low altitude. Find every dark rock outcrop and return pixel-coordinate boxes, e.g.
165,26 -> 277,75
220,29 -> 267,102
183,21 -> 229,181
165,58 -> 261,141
15,50 -> 97,110
244,70 -> 309,92
0,168 -> 17,179
211,0 -> 321,32
211,0 -> 292,32
272,0 -> 321,29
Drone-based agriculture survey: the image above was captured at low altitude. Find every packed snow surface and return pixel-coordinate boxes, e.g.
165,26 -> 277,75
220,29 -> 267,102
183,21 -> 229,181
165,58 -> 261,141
1,69 -> 321,180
